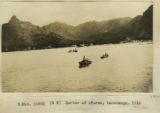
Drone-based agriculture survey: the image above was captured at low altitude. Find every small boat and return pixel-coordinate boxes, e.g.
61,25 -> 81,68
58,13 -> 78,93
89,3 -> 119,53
68,48 -> 78,53
101,53 -> 109,59
68,50 -> 73,53
79,56 -> 92,68
73,48 -> 78,52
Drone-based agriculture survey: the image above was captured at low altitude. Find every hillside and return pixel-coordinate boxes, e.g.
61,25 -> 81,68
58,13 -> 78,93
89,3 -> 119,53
2,5 -> 153,52
88,5 -> 153,44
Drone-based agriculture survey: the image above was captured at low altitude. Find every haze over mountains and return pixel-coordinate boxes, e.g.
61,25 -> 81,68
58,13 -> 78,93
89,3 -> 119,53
2,5 -> 152,52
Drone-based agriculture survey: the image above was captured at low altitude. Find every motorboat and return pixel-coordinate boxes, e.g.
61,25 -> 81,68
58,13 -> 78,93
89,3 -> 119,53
100,53 -> 109,59
68,48 -> 78,53
72,48 -> 78,52
79,56 -> 92,68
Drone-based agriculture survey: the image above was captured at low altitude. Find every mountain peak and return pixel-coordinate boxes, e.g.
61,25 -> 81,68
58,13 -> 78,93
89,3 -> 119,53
9,15 -> 20,24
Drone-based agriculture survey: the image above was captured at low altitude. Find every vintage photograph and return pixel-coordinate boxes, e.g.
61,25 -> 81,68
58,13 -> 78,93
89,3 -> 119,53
1,2 -> 153,92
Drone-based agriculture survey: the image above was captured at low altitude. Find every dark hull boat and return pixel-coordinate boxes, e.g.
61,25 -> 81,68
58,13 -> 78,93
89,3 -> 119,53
79,57 -> 92,68
100,53 -> 109,59
73,49 -> 78,52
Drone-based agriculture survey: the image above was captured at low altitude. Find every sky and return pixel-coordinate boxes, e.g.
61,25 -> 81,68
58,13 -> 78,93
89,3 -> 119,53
0,1 -> 152,26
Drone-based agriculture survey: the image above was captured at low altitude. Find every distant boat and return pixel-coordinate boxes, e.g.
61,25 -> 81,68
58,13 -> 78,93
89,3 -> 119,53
73,48 -> 78,52
68,50 -> 72,53
79,56 -> 92,68
100,53 -> 109,59
68,48 -> 78,53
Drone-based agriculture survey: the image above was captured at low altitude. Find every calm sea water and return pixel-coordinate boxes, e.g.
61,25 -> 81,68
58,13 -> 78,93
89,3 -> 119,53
2,42 -> 153,92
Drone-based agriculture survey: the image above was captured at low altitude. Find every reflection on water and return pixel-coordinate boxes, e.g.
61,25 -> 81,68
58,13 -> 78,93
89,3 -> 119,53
2,42 -> 153,92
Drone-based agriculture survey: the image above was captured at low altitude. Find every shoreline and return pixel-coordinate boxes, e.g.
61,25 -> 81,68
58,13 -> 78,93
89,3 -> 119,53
2,40 -> 153,53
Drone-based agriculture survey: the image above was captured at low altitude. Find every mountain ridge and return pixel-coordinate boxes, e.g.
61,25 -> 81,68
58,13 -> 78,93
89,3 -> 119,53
2,5 -> 153,52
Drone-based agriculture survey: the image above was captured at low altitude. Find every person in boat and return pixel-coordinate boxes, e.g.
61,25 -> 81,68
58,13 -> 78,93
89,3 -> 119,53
101,52 -> 109,59
73,48 -> 78,52
79,56 -> 92,68
83,56 -> 85,60
105,52 -> 108,57
75,48 -> 78,52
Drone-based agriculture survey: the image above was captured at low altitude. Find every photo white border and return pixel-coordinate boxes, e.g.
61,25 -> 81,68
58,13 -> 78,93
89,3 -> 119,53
0,0 -> 160,113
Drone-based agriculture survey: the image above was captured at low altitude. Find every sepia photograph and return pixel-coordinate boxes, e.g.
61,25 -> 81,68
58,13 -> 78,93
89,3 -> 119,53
1,1 -> 153,92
